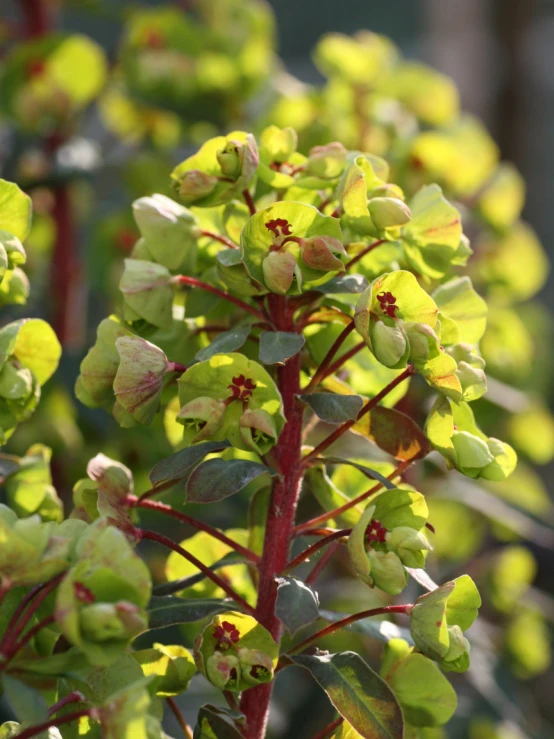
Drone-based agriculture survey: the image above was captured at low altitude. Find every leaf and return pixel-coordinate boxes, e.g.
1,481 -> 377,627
147,596 -> 234,629
406,568 -> 439,592
0,180 -> 32,241
13,319 -> 61,385
320,458 -> 396,490
2,675 -> 48,723
299,393 -> 364,424
149,440 -> 231,488
195,324 -> 251,362
185,458 -> 276,503
292,652 -> 403,739
319,610 -> 413,645
275,577 -> 320,636
354,406 -> 430,461
194,704 -> 245,739
153,554 -> 247,596
315,274 -> 369,294
259,331 -> 305,365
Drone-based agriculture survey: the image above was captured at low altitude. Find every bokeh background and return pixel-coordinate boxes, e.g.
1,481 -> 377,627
1,1 -> 554,737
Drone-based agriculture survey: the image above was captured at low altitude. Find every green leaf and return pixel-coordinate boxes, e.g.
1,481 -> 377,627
315,274 -> 369,294
13,319 -> 61,385
153,554 -> 247,596
259,331 -> 305,365
353,406 -> 430,461
196,324 -> 251,362
147,596 -> 233,629
2,675 -> 49,724
113,336 -> 168,425
185,458 -> 276,504
193,704 -> 245,739
292,652 -> 403,739
299,393 -> 364,424
149,440 -> 231,488
0,179 -> 32,241
321,458 -> 396,491
384,651 -> 457,727
275,577 -> 320,636
432,277 -> 487,345
133,643 -> 196,697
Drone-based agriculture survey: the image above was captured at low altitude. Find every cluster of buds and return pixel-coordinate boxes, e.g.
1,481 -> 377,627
194,612 -> 278,692
177,353 -> 285,455
347,490 -> 432,595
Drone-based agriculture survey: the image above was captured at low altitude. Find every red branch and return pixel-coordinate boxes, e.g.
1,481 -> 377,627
12,710 -> 92,739
174,275 -> 266,322
138,529 -> 255,615
48,691 -> 86,717
312,717 -> 344,739
306,540 -> 341,585
200,230 -> 239,249
345,239 -> 385,270
4,614 -> 56,663
304,322 -> 355,392
166,696 -> 193,739
243,189 -> 257,215
282,529 -> 351,575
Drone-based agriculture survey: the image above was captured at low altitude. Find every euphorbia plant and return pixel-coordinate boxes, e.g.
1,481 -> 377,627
0,125 -> 517,737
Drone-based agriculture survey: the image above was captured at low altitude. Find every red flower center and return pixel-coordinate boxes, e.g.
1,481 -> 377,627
365,518 -> 388,544
74,582 -> 95,603
265,218 -> 293,238
213,620 -> 241,650
227,374 -> 256,403
377,291 -> 398,318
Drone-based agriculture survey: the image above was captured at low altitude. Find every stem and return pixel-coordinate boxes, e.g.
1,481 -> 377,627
317,342 -> 365,382
282,530 -> 351,576
48,691 -> 85,717
301,365 -> 415,466
131,497 -> 259,563
312,717 -> 344,739
288,605 -> 412,655
239,294 -> 304,739
174,275 -> 265,322
20,0 -> 52,37
306,541 -> 341,585
304,323 -> 355,392
137,477 -> 183,503
295,459 -> 412,534
166,696 -> 193,739
167,362 -> 188,374
345,239 -> 385,270
200,230 -> 239,249
243,189 -> 257,215
11,710 -> 92,739
0,573 -> 64,657
4,614 -> 56,663
138,529 -> 255,615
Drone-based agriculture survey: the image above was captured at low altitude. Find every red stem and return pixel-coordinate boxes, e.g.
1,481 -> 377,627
304,322 -> 355,392
306,540 -> 341,585
48,691 -> 85,717
200,230 -> 239,249
12,710 -> 92,739
174,275 -> 265,321
166,696 -> 193,739
166,361 -> 188,374
345,239 -> 385,270
317,341 -> 365,382
295,459 -> 412,534
289,604 -> 412,655
4,614 -> 56,662
301,365 -> 415,466
138,529 -> 255,615
19,0 -> 52,37
0,573 -> 64,657
243,189 -> 257,215
239,294 -> 304,739
282,529 -> 351,575
131,496 -> 259,563
312,717 -> 344,739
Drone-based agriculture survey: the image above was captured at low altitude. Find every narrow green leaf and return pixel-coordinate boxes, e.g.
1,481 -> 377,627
315,274 -> 369,293
259,331 -> 305,365
185,458 -> 276,503
275,577 -> 320,636
153,555 -> 246,596
195,324 -> 251,362
147,597 -> 234,629
320,457 -> 396,490
149,440 -> 231,488
292,652 -> 403,739
2,675 -> 48,724
299,393 -> 364,424
194,704 -> 244,739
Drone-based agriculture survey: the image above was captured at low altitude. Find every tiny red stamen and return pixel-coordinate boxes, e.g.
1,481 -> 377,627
265,218 -> 293,238
74,582 -> 95,603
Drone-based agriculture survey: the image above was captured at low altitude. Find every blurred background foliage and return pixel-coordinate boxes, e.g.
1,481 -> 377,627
0,0 -> 554,737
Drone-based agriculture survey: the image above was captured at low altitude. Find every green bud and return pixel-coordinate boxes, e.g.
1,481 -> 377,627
0,231 -> 26,268
206,651 -> 241,690
300,235 -> 346,272
443,625 -> 470,663
372,320 -> 408,368
452,431 -> 494,470
239,408 -> 278,455
119,259 -> 173,329
455,361 -> 487,402
262,250 -> 298,295
260,125 -> 297,163
177,396 -> 225,442
133,643 -> 196,697
0,267 -> 30,307
176,170 -> 219,204
480,438 -> 517,481
368,184 -> 405,201
306,142 -> 348,179
368,197 -> 412,230
217,140 -> 245,178
404,322 -> 439,363
80,602 -> 139,642
237,647 -> 275,685
386,526 -> 432,568
367,549 -> 408,595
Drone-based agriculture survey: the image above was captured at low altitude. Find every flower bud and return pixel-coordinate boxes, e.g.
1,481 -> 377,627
368,197 -> 412,230
455,361 -> 487,402
176,170 -> 218,204
300,235 -> 346,272
443,625 -> 470,663
0,231 -> 26,268
217,141 -> 243,179
206,650 -> 241,690
404,322 -> 439,363
239,408 -> 278,455
367,549 -> 408,595
368,184 -> 405,201
80,601 -> 145,643
177,396 -> 225,442
480,438 -> 517,481
262,251 -> 297,295
386,526 -> 432,568
237,647 -> 275,685
306,142 -> 348,179
260,125 -> 297,163
372,320 -> 408,368
452,431 -> 493,471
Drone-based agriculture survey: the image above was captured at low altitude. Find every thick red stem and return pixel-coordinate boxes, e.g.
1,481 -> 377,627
239,294 -> 304,739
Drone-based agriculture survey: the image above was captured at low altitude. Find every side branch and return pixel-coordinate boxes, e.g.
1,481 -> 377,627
304,322 -> 355,392
281,529 -> 351,575
174,275 -> 266,322
345,239 -> 385,270
138,529 -> 255,615
200,230 -> 239,249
